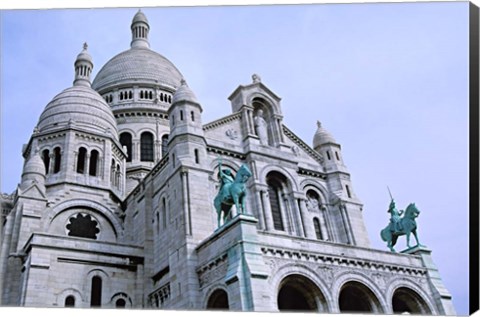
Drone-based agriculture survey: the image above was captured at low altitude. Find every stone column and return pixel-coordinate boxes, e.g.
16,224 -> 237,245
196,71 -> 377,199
260,190 -> 274,231
289,194 -> 305,237
181,171 -> 191,236
48,153 -> 55,174
319,206 -> 330,241
73,151 -> 78,173
133,139 -> 140,161
298,198 -> 316,239
276,117 -> 284,143
278,189 -> 290,233
241,106 -> 255,136
85,153 -> 91,176
98,155 -> 104,180
254,190 -> 265,230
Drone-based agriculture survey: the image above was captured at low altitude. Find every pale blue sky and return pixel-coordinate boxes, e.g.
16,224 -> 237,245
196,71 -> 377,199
0,2 -> 470,314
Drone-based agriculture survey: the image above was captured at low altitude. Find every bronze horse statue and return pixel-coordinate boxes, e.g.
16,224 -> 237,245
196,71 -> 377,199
380,203 -> 421,252
214,163 -> 252,228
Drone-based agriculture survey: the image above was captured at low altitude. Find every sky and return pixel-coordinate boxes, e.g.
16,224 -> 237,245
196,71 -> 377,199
0,1 -> 472,315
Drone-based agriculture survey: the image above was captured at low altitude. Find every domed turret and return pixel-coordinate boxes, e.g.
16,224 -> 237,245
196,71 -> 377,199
313,121 -> 337,149
312,120 -> 346,173
172,79 -> 200,105
37,45 -> 118,137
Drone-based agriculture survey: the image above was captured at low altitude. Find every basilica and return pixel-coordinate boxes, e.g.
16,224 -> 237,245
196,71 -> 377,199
0,10 -> 456,314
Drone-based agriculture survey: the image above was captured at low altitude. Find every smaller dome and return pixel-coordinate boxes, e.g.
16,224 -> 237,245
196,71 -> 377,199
22,150 -> 46,182
132,10 -> 149,24
313,121 -> 337,149
37,86 -> 118,137
172,79 -> 199,105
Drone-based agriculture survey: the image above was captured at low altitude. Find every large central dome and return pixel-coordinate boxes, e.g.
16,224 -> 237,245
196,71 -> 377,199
92,47 -> 183,93
91,10 -> 183,94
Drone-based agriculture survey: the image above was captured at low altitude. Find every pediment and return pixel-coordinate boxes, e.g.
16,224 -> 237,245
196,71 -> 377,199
203,112 -> 243,146
282,125 -> 324,167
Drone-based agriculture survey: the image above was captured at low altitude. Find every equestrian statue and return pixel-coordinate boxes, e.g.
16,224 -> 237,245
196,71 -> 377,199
213,158 -> 252,228
380,188 -> 422,252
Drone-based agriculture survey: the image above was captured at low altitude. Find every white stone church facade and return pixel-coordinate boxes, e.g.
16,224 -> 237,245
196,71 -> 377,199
0,10 -> 456,314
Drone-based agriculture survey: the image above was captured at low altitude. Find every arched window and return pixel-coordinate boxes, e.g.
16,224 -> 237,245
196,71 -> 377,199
140,132 -> 154,162
90,276 -> 102,307
77,147 -> 87,174
53,147 -> 61,173
191,111 -> 195,122
313,218 -> 323,240
266,172 -> 288,231
89,150 -> 99,176
42,149 -> 50,174
65,295 -> 75,307
161,134 -> 169,157
120,132 -> 133,162
180,110 -> 184,121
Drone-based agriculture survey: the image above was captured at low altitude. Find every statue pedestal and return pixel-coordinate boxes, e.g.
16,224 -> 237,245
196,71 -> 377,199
196,214 -> 270,311
402,245 -> 456,315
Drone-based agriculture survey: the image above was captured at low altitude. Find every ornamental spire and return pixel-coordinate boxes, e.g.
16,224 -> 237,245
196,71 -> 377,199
131,9 -> 150,49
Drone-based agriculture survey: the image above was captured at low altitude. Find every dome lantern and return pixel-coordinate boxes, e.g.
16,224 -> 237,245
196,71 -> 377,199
131,9 -> 150,49
73,43 -> 94,87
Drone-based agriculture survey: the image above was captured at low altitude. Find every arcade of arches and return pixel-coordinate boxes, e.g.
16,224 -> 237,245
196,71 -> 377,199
238,274 -> 431,314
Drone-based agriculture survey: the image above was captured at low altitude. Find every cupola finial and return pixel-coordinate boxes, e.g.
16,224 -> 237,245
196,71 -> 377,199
131,9 -> 150,49
73,43 -> 94,87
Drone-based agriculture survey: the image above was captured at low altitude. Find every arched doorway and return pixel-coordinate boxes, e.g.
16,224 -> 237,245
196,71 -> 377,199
339,281 -> 382,313
206,289 -> 229,310
277,274 -> 327,312
392,287 -> 432,314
